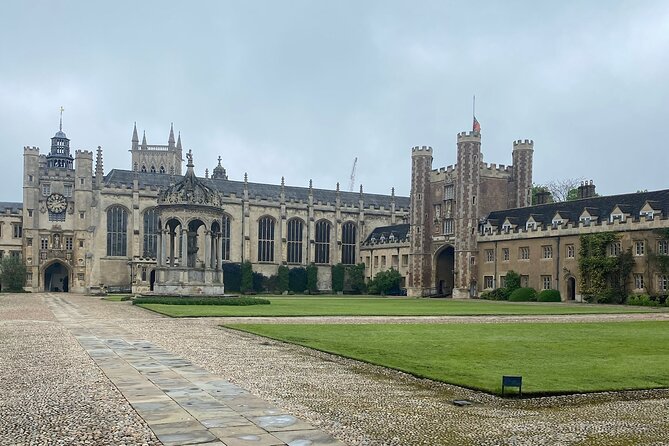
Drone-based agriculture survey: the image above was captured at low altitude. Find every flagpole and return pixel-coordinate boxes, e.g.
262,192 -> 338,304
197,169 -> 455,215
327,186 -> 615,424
473,95 -> 476,120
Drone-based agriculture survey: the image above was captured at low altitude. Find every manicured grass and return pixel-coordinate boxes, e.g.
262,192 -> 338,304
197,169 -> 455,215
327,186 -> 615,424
102,294 -> 131,302
137,296 -> 668,317
226,321 -> 669,395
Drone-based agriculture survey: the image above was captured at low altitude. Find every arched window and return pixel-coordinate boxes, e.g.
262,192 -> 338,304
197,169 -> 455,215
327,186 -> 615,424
222,214 -> 231,261
107,206 -> 128,256
341,222 -> 357,265
257,217 -> 275,262
150,165 -> 156,173
143,208 -> 159,258
159,166 -> 165,174
315,220 -> 331,264
287,219 -> 303,264
141,165 -> 147,173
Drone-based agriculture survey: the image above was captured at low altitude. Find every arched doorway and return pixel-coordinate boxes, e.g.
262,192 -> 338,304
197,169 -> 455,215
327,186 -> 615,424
149,269 -> 156,291
435,246 -> 455,296
567,276 -> 576,300
44,261 -> 70,292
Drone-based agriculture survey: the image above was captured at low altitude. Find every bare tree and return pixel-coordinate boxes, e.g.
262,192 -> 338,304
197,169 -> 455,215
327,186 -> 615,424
543,177 -> 586,202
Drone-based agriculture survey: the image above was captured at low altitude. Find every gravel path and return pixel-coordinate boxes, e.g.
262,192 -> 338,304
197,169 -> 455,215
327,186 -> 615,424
2,293 -> 669,446
0,294 -> 161,446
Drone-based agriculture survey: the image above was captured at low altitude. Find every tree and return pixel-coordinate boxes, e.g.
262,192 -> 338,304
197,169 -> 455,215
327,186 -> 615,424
331,264 -> 345,293
367,268 -> 402,295
276,265 -> 289,293
306,264 -> 318,293
540,177 -> 585,202
347,264 -> 367,294
0,257 -> 27,292
288,267 -> 307,293
240,261 -> 253,293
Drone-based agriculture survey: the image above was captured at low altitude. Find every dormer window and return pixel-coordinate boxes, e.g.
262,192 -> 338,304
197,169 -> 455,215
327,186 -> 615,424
640,210 -> 657,220
526,221 -> 536,230
379,235 -> 386,244
580,216 -> 591,225
610,213 -> 625,223
502,224 -> 511,233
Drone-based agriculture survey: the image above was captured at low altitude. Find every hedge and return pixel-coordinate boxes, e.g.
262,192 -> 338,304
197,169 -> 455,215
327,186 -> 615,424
132,296 -> 270,306
509,287 -> 537,302
537,289 -> 561,302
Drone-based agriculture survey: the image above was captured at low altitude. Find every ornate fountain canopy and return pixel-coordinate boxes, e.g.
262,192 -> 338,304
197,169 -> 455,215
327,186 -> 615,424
158,150 -> 223,207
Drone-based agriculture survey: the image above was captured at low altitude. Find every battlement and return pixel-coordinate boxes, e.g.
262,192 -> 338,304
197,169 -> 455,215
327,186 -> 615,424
480,162 -> 513,174
23,146 -> 40,154
513,139 -> 534,148
436,164 -> 457,174
411,145 -> 433,155
457,131 -> 481,140
75,150 -> 93,159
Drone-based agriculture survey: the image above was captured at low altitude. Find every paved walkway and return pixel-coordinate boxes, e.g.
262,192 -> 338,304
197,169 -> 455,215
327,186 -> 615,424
47,295 -> 344,446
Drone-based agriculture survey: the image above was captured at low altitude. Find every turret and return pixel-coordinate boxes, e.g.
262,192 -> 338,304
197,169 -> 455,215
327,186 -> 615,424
407,145 -> 433,297
512,139 -> 534,208
46,109 -> 74,169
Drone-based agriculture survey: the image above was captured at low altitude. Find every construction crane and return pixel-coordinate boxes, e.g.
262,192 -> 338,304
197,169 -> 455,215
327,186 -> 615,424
348,157 -> 358,192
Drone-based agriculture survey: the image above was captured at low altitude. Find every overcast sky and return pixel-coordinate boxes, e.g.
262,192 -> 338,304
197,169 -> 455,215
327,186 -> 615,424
2,1 -> 668,202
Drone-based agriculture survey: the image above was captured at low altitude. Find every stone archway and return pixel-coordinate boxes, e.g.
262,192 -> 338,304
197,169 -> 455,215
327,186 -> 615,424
149,269 -> 156,291
435,245 -> 455,296
44,261 -> 71,292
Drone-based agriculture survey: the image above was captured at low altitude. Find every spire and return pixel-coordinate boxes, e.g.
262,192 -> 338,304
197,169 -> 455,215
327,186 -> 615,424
168,123 -> 175,147
132,122 -> 139,143
141,130 -> 147,148
281,176 -> 285,187
95,146 -> 104,175
391,187 -> 395,198
176,131 -> 182,150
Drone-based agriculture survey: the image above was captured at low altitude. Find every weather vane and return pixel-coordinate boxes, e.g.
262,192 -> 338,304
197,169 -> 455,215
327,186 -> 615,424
59,106 -> 64,131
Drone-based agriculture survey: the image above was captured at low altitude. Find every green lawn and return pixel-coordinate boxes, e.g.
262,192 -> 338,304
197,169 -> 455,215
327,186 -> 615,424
226,321 -> 669,395
137,296 -> 668,317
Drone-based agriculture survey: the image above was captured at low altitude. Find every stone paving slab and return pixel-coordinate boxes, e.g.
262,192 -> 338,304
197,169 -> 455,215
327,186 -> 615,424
47,295 -> 346,446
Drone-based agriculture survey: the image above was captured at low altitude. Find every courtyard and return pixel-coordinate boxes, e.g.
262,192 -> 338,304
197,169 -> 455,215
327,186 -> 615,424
1,293 -> 669,445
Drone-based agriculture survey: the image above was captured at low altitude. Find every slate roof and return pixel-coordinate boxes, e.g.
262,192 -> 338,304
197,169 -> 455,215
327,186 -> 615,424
486,188 -> 669,226
362,223 -> 411,245
0,202 -> 22,214
104,169 -> 410,209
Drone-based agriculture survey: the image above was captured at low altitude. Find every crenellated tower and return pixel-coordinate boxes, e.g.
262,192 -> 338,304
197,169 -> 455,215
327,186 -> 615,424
453,131 -> 482,298
407,145 -> 433,297
130,123 -> 183,175
512,139 -> 534,208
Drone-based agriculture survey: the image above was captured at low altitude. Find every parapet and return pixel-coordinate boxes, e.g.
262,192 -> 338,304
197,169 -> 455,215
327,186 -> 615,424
457,131 -> 481,142
75,150 -> 93,159
411,145 -> 433,155
513,139 -> 534,149
23,146 -> 40,154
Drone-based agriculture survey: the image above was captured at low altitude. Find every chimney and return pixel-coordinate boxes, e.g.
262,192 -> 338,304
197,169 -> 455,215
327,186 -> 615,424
578,180 -> 596,199
536,189 -> 551,205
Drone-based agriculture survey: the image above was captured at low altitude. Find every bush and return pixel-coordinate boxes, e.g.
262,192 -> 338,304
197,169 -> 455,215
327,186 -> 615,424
331,264 -> 345,293
288,267 -> 307,293
306,264 -> 318,293
537,289 -> 561,302
509,287 -> 537,302
627,294 -> 660,307
347,264 -> 367,294
0,257 -> 27,292
368,269 -> 402,295
504,271 -> 521,293
240,261 -> 253,293
133,296 -> 270,306
252,272 -> 265,293
480,288 -> 510,301
276,265 -> 289,293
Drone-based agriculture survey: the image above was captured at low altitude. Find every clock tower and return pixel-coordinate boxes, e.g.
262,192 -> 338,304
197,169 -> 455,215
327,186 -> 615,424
23,109 -> 94,293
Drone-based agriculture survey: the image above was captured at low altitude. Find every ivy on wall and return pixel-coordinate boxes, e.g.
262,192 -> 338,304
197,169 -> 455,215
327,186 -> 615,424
578,232 -> 634,303
650,228 -> 669,275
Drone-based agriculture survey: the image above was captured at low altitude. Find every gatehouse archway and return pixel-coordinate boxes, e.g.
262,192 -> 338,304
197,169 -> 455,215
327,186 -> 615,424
44,261 -> 71,292
435,245 -> 455,296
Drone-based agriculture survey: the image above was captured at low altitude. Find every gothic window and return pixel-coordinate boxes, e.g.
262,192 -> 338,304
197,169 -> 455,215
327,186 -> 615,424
141,165 -> 147,173
519,247 -> 530,260
566,244 -> 575,258
287,218 -> 304,264
257,217 -> 275,262
444,184 -> 454,200
64,184 -> 73,197
143,208 -> 159,258
222,214 -> 231,261
107,206 -> 128,256
150,166 -> 156,173
315,220 -> 331,264
159,166 -> 166,174
341,222 -> 357,265
608,241 -> 621,257
542,275 -> 552,290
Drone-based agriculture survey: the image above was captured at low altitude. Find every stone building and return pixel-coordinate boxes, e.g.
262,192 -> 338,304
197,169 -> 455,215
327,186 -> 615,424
405,131 -> 534,297
478,185 -> 669,300
20,123 -> 409,293
0,202 -> 23,261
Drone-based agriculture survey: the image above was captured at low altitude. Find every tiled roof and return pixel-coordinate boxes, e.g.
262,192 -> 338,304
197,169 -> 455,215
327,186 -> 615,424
0,202 -> 22,214
486,188 -> 669,225
362,223 -> 411,245
104,169 -> 410,209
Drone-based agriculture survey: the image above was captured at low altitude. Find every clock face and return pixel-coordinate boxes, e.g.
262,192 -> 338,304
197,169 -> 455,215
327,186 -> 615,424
46,193 -> 67,214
